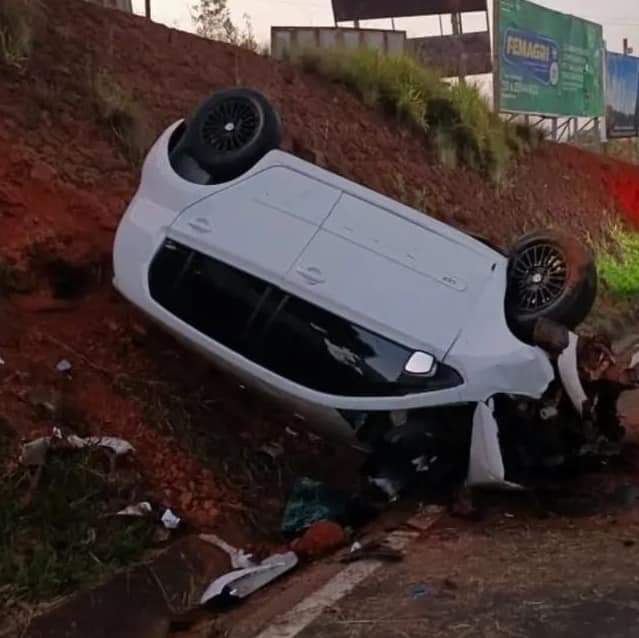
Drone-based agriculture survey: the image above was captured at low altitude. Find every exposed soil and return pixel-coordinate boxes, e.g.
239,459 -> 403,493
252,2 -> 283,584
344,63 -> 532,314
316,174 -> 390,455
2,0 -> 639,619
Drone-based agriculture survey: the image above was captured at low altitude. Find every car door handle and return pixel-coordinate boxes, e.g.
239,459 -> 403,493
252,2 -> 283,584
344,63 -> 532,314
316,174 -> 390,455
296,265 -> 325,285
187,217 -> 212,233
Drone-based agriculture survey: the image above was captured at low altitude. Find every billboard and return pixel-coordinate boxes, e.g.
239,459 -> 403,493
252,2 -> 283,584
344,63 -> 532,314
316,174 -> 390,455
495,0 -> 604,117
332,0 -> 487,22
606,52 -> 639,139
409,31 -> 492,77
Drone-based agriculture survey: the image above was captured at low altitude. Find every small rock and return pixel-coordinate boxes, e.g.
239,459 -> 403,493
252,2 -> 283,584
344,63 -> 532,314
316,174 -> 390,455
291,521 -> 346,558
107,320 -> 120,332
56,359 -> 72,373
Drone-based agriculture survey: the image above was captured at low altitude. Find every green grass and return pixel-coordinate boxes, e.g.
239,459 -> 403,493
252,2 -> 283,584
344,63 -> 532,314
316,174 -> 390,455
296,48 -> 538,178
0,0 -> 44,69
597,227 -> 639,297
90,69 -> 153,166
0,443 -> 155,615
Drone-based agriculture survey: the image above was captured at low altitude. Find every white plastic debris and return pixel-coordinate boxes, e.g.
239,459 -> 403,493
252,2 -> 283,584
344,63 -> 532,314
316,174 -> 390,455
466,401 -> 523,490
117,502 -> 153,517
200,533 -> 255,569
160,508 -> 181,530
200,552 -> 298,604
0,354 -> 5,366
368,476 -> 401,502
259,442 -> 284,461
20,429 -> 135,468
66,435 -> 135,456
557,332 -> 588,416
56,359 -> 72,373
350,541 -> 363,553
411,456 -> 437,473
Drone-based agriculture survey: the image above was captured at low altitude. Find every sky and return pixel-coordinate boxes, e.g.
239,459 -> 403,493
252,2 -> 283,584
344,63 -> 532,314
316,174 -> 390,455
131,0 -> 639,53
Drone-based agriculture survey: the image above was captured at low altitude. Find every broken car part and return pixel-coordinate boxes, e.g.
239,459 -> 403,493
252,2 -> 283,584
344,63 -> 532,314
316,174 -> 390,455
200,552 -> 298,604
200,533 -> 255,570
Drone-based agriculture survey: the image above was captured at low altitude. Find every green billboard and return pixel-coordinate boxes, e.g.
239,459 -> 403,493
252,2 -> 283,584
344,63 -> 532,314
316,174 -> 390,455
495,0 -> 604,117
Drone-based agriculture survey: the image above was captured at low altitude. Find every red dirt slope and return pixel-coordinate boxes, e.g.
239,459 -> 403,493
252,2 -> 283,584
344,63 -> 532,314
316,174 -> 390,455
1,0 -> 639,530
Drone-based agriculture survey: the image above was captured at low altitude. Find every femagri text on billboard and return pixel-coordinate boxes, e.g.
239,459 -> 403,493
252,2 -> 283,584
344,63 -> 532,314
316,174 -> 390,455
495,0 -> 604,118
332,0 -> 487,22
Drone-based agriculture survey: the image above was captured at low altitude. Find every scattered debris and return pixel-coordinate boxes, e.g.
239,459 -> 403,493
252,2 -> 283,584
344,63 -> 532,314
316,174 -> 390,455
341,539 -> 404,563
406,505 -> 445,533
65,434 -> 135,456
259,441 -> 284,461
200,552 -> 298,604
56,358 -> 73,373
285,427 -> 300,438
116,501 -> 153,517
160,508 -> 182,530
292,520 -> 347,558
200,533 -> 254,569
20,428 -> 135,468
0,353 -> 5,366
281,477 -> 349,535
116,502 -> 182,536
368,476 -> 402,502
410,584 -> 435,600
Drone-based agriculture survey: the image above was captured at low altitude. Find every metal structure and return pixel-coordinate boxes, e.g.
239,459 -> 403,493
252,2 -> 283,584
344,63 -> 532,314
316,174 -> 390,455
408,31 -> 492,77
85,0 -> 133,12
331,0 -> 487,22
271,26 -> 406,61
330,0 -> 491,80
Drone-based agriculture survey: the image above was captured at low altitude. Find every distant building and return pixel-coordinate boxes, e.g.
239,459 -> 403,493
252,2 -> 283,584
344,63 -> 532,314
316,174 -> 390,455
85,0 -> 133,13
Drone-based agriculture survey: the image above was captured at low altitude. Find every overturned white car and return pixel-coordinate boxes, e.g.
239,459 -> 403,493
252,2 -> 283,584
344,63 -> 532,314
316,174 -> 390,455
114,88 -> 624,490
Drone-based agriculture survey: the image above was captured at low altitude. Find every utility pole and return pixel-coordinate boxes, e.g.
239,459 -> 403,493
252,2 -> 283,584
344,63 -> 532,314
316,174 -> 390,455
451,13 -> 466,83
624,38 -> 634,55
145,0 -> 151,19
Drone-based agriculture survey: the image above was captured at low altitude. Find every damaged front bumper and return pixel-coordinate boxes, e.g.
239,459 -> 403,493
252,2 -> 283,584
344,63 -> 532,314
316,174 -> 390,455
466,324 -> 639,489
365,322 -> 639,498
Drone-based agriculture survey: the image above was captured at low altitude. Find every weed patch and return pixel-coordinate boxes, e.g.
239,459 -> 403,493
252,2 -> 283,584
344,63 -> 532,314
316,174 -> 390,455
0,447 -> 154,617
598,227 -> 639,297
0,0 -> 44,69
296,48 -> 531,178
90,69 -> 153,165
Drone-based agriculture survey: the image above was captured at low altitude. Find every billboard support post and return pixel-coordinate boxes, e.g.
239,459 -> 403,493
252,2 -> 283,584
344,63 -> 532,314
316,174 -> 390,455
492,0 -> 501,112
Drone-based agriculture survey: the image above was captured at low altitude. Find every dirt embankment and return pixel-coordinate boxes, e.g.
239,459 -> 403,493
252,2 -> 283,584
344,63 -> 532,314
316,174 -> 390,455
1,0 -> 639,532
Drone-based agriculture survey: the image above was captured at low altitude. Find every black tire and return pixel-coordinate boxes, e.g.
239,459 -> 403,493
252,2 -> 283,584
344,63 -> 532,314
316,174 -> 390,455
170,88 -> 282,183
505,230 -> 597,342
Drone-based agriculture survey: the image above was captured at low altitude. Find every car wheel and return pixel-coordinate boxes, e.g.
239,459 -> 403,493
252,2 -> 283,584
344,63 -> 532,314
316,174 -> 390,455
505,230 -> 597,342
170,88 -> 282,183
